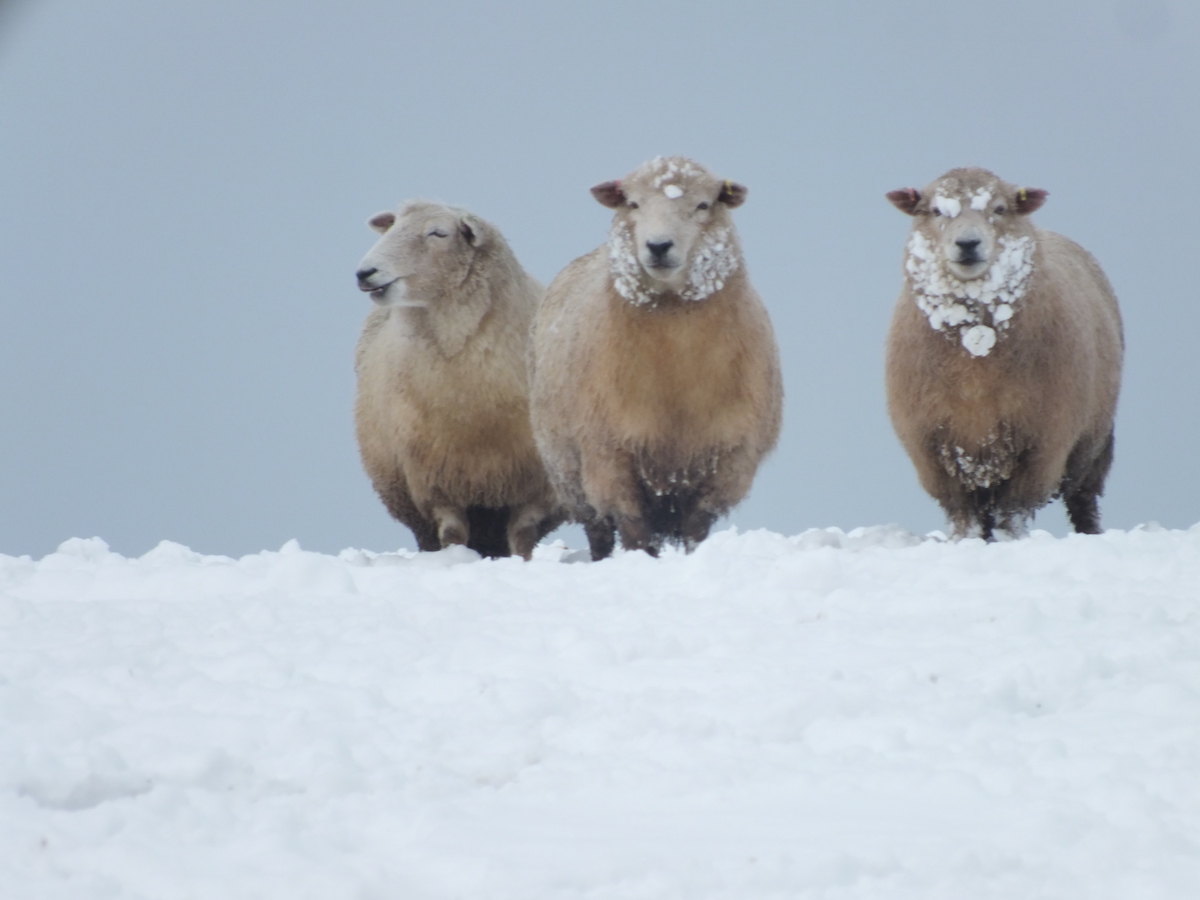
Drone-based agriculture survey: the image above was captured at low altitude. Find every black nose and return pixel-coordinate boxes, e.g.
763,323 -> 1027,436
356,267 -> 377,285
646,240 -> 674,261
955,239 -> 981,253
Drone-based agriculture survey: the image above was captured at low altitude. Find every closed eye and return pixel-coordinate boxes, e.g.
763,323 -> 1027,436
696,201 -> 710,211
428,229 -> 448,238
993,205 -> 1007,215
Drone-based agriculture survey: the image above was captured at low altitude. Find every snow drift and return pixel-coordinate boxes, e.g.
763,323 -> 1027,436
2,525 -> 1199,898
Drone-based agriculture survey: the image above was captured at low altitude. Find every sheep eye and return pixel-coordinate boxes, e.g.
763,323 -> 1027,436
696,201 -> 710,211
428,229 -> 448,238
994,205 -> 1007,215
628,201 -> 639,210
931,208 -> 942,217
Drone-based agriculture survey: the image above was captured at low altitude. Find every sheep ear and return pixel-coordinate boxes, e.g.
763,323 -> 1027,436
458,215 -> 487,248
1014,188 -> 1048,215
368,211 -> 395,233
886,189 -> 921,216
591,180 -> 626,209
718,180 -> 748,208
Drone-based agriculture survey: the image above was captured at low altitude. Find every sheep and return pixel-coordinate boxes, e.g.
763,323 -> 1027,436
884,167 -> 1123,540
353,200 -> 563,559
530,156 -> 783,560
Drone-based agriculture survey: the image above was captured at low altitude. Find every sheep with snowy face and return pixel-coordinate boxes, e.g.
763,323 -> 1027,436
885,167 -> 1123,540
530,156 -> 783,559
354,200 -> 563,558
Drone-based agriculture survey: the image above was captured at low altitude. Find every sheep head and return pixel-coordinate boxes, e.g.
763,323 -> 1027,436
887,167 -> 1046,283
888,168 -> 1049,357
593,156 -> 747,305
355,201 -> 489,308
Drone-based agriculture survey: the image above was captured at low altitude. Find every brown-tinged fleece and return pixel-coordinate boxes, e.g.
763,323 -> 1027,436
531,156 -> 783,559
354,201 -> 562,558
885,167 -> 1123,540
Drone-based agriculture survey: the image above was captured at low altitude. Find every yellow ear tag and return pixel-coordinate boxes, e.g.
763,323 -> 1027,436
724,179 -> 733,193
1018,188 -> 1028,202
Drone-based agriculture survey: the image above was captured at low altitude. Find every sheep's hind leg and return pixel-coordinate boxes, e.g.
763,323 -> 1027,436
466,506 -> 512,559
1063,432 -> 1114,535
616,515 -> 660,557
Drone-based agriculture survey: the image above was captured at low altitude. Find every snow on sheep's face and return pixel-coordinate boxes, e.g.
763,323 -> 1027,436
354,202 -> 488,308
888,170 -> 1047,282
593,156 -> 747,304
888,168 -> 1049,357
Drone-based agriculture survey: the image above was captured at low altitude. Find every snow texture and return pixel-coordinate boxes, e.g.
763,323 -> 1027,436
644,155 -> 703,189
905,230 -> 1035,356
663,184 -> 684,199
932,194 -> 961,218
969,188 -> 993,212
4,526 -> 1200,898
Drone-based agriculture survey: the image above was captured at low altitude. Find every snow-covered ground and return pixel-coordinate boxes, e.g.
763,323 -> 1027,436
2,525 -> 1199,899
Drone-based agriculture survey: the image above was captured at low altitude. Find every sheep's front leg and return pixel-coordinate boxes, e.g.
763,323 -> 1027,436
431,506 -> 469,549
580,448 -> 651,556
507,503 -> 552,561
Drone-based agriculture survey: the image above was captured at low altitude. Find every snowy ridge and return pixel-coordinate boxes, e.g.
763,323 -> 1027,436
3,525 -> 1200,898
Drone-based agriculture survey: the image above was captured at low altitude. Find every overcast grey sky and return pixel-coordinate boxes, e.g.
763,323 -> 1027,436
2,0 -> 1197,557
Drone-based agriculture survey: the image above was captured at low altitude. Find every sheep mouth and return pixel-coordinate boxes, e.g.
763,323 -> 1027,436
361,278 -> 398,299
949,258 -> 987,277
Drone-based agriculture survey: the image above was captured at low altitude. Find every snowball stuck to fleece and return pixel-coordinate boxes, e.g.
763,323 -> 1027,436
663,184 -> 683,199
961,324 -> 997,357
933,195 -> 962,218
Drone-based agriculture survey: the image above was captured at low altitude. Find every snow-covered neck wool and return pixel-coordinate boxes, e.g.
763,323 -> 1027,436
905,230 -> 1034,357
607,221 -> 739,306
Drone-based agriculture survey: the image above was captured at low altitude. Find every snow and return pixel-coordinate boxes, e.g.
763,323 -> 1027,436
932,194 -> 961,218
970,188 -> 993,212
663,184 -> 683,199
4,526 -> 1200,898
960,323 -> 997,357
607,220 -> 655,305
904,230 -> 1035,356
679,225 -> 739,301
609,218 -> 740,305
642,155 -> 703,190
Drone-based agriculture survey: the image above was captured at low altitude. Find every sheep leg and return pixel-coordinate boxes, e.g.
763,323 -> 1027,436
680,507 -> 718,553
431,506 -> 469,549
947,495 -> 995,541
580,448 -> 651,557
1063,432 -> 1114,535
507,503 -> 550,561
616,514 -> 659,557
465,506 -> 512,559
583,515 -> 617,561
376,478 -> 440,552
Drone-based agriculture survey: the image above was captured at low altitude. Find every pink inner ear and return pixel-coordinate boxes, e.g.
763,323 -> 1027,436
886,188 -> 921,215
718,181 -> 748,208
1015,188 -> 1048,215
368,211 -> 395,233
590,180 -> 626,209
